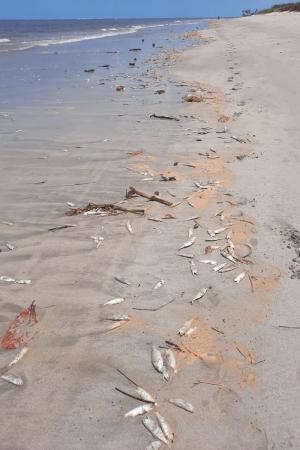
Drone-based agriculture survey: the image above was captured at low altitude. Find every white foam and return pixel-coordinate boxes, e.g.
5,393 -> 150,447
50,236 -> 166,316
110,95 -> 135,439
0,38 -> 11,43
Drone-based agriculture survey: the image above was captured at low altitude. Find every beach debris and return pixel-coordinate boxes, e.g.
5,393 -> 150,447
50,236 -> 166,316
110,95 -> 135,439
0,276 -> 31,285
129,62 -> 136,67
108,321 -> 123,331
1,374 -> 24,386
90,235 -> 104,248
153,280 -> 166,290
220,251 -> 236,264
150,113 -> 180,122
104,298 -> 125,306
148,217 -> 163,223
183,94 -> 204,103
177,253 -> 194,259
0,301 -> 38,350
129,48 -> 141,51
66,202 -> 144,216
169,399 -> 194,413
191,288 -> 208,304
231,135 -> 247,144
219,265 -> 236,273
214,227 -> 228,235
234,272 -> 246,283
125,403 -> 153,417
114,276 -> 131,285
151,346 -> 164,373
189,260 -> 198,275
185,215 -> 201,221
145,441 -> 162,450
127,150 -> 144,157
126,186 -> 173,207
48,224 -> 77,232
154,89 -> 166,95
67,202 -> 75,207
178,236 -> 196,251
200,259 -> 217,265
142,416 -> 169,445
84,68 -> 95,73
133,298 -> 175,312
99,64 -> 110,68
5,243 -> 15,251
156,412 -> 174,443
116,85 -> 125,92
126,220 -> 134,234
160,174 -> 176,182
205,237 -> 224,242
178,319 -> 195,336
199,352 -> 223,365
165,349 -> 177,374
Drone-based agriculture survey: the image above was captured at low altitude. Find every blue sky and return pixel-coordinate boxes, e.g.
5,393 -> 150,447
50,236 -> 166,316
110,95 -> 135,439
0,0 -> 293,19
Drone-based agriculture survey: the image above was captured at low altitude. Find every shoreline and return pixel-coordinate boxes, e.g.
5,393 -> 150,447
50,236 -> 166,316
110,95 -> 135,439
1,12 -> 300,449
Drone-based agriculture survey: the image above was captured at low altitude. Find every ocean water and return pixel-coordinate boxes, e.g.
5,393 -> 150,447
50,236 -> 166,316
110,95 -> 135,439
0,19 -> 202,52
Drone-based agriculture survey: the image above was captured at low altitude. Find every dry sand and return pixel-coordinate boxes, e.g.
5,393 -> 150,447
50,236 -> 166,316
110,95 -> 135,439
0,12 -> 300,450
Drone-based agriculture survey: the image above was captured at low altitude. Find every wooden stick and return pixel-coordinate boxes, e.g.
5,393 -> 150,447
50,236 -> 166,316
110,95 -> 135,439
127,186 -> 173,207
116,369 -> 138,386
132,298 -> 175,312
192,380 -> 230,390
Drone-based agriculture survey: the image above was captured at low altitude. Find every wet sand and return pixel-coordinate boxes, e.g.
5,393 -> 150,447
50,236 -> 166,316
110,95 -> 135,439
0,13 -> 300,450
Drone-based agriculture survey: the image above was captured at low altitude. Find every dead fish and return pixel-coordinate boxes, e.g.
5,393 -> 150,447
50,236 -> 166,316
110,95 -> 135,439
177,253 -> 194,259
188,227 -> 194,238
6,243 -> 15,251
220,251 -> 236,263
90,235 -> 104,248
234,272 -> 246,283
178,236 -> 196,251
213,263 -> 227,272
126,220 -> 133,234
67,201 -> 75,207
191,287 -> 208,304
214,227 -> 228,234
153,280 -> 166,290
169,398 -> 194,413
114,276 -> 131,285
156,412 -> 174,442
148,217 -> 163,222
108,321 -> 123,331
178,319 -> 194,336
1,374 -> 24,386
104,298 -> 125,306
136,387 -> 157,404
125,403 -> 153,417
165,349 -> 177,374
200,259 -> 217,265
145,442 -> 162,450
185,215 -> 201,221
207,229 -> 215,237
151,346 -> 164,373
219,265 -> 236,273
189,260 -> 198,275
8,347 -> 29,368
106,314 -> 130,321
205,237 -> 224,242
142,416 -> 169,445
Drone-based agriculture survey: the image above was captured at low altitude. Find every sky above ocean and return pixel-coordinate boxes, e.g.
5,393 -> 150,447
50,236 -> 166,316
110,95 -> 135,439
0,0 -> 296,19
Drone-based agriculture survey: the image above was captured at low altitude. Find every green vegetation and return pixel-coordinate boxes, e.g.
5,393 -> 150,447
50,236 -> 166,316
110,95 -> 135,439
259,2 -> 300,13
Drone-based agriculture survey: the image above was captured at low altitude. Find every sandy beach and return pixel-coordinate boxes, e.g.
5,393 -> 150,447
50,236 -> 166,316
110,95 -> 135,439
0,12 -> 300,450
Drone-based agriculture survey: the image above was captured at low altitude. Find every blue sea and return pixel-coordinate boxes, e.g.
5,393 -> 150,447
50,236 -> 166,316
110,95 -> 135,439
0,19 -> 203,53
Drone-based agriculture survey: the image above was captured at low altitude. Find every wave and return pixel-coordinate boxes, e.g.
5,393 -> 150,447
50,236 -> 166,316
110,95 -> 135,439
0,38 -> 11,43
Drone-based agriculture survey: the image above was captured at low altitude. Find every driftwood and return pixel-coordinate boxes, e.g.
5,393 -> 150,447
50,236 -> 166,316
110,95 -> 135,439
127,186 -> 173,207
116,368 -> 138,386
66,202 -> 144,216
150,113 -> 180,121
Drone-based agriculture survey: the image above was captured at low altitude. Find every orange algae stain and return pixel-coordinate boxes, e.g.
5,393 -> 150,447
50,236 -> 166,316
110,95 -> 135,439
0,301 -> 38,349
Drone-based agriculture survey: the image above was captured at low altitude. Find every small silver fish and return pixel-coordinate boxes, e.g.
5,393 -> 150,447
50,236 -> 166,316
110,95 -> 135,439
234,272 -> 246,283
178,319 -> 194,336
165,349 -> 177,374
104,298 -> 125,306
8,347 -> 29,368
205,237 -> 224,242
6,243 -> 15,251
156,412 -> 174,442
108,321 -> 122,331
125,403 -> 153,417
219,265 -> 236,273
90,235 -> 104,248
126,220 -> 133,234
220,251 -> 236,263
207,229 -> 215,237
136,387 -> 156,404
145,441 -> 162,450
148,217 -> 163,222
106,314 -> 129,321
67,202 -> 75,207
189,260 -> 198,275
178,236 -> 196,251
213,263 -> 227,272
177,253 -> 194,259
188,227 -> 194,238
200,259 -> 217,265
153,280 -> 166,290
191,288 -> 208,304
1,374 -> 24,386
151,346 -> 164,373
169,398 -> 194,413
142,416 -> 169,445
214,227 -> 228,234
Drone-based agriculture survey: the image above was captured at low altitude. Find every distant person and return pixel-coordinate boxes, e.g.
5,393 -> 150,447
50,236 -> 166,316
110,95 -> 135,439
152,43 -> 156,48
